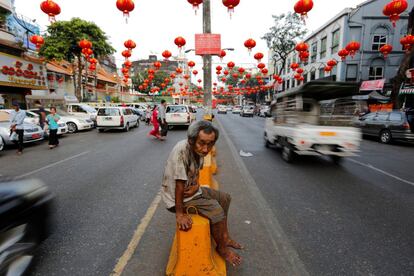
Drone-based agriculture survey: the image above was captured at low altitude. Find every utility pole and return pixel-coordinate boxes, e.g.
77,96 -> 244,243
203,0 -> 212,115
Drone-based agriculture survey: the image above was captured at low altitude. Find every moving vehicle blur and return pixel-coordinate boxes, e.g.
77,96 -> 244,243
165,105 -> 196,128
240,106 -> 254,117
217,105 -> 228,114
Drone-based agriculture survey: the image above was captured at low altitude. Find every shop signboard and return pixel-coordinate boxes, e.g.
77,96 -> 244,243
360,79 -> 385,91
0,53 -> 48,89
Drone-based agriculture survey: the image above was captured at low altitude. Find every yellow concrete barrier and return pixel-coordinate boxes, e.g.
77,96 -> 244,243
166,214 -> 226,276
203,114 -> 214,122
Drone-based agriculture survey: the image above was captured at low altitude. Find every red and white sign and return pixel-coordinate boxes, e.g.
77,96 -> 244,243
195,34 -> 221,56
360,79 -> 385,91
405,68 -> 414,83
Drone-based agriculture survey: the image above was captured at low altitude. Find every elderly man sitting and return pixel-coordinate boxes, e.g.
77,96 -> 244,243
161,120 -> 242,267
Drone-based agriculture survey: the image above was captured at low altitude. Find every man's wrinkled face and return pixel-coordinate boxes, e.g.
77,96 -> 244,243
193,130 -> 216,157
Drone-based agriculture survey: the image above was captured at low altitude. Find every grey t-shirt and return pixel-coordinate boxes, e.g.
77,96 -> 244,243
158,104 -> 166,121
161,140 -> 203,209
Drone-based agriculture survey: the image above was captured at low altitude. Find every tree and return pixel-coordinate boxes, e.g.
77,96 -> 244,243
262,12 -> 308,76
40,18 -> 115,100
132,70 -> 170,93
391,7 -> 414,108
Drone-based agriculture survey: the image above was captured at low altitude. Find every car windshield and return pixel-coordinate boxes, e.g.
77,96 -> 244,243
81,105 -> 97,113
167,106 -> 187,113
56,109 -> 71,116
98,108 -> 120,116
0,111 -> 9,122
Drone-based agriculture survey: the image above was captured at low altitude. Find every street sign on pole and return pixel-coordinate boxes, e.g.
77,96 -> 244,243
195,34 -> 221,56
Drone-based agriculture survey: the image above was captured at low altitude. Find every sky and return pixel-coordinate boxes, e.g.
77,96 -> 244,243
14,0 -> 367,78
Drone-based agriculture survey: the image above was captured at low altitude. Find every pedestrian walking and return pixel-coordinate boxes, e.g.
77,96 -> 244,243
9,101 -> 26,155
158,99 -> 168,141
46,107 -> 60,149
145,105 -> 151,125
148,105 -> 161,139
161,121 -> 242,267
35,100 -> 46,130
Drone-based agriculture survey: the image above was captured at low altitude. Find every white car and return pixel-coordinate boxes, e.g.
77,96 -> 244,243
259,105 -> 271,117
217,105 -> 227,114
30,108 -> 94,134
96,107 -> 139,132
232,105 -> 242,114
166,105 -> 196,127
66,103 -> 98,122
240,106 -> 254,117
0,134 -> 4,151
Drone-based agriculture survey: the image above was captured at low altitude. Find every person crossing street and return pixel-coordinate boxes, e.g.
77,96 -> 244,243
9,102 -> 26,155
157,99 -> 168,141
46,107 -> 60,149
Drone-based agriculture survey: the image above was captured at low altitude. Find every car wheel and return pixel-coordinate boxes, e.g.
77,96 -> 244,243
124,123 -> 130,132
0,137 -> 4,151
379,129 -> 392,144
98,128 -> 105,133
282,145 -> 295,163
67,122 -> 78,134
330,155 -> 343,164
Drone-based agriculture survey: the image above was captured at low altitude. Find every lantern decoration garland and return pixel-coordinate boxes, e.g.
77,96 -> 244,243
124,39 -> 136,50
116,0 -> 135,23
338,49 -> 349,61
162,50 -> 172,60
122,50 -> 132,60
294,0 -> 314,22
290,63 -> 300,71
223,70 -> 229,75
193,70 -> 198,76
345,41 -> 361,58
216,65 -> 223,71
379,44 -> 393,58
40,0 -> 61,22
188,0 -> 203,14
79,39 -> 92,49
244,38 -> 256,54
238,67 -> 245,74
30,35 -> 45,50
324,66 -> 332,72
222,0 -> 240,18
299,51 -> 310,62
176,67 -> 183,74
227,61 -> 235,70
174,36 -> 186,51
383,0 -> 408,28
400,35 -> 414,52
188,61 -> 196,68
261,68 -> 269,75
219,50 -> 227,61
295,42 -> 309,53
257,63 -> 266,70
124,60 -> 132,68
254,52 -> 264,63
154,61 -> 162,70
326,59 -> 337,67
296,68 -> 304,74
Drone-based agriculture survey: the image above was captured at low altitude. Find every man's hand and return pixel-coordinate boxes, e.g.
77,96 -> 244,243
176,213 -> 192,231
184,185 -> 199,198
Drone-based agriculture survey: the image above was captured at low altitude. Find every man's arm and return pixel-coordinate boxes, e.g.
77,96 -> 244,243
175,180 -> 192,231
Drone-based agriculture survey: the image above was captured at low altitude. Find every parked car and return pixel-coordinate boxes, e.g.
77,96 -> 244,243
232,105 -> 242,114
131,108 -> 143,126
259,105 -> 271,117
217,105 -> 227,114
226,106 -> 233,112
0,111 -> 44,146
0,135 -> 3,152
2,109 -> 39,125
66,103 -> 98,122
354,110 -> 414,143
16,110 -> 66,136
0,178 -> 53,275
96,107 -> 139,132
240,106 -> 254,117
166,105 -> 196,128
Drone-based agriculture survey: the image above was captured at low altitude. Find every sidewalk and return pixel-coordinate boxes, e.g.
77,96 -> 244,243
122,120 -> 307,275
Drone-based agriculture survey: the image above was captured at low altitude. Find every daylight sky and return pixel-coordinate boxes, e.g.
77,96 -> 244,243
15,0 -> 367,75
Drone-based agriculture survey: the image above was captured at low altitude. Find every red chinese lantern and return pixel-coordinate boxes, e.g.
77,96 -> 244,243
216,65 -> 223,71
154,62 -> 162,70
223,70 -> 229,76
174,36 -> 186,50
193,70 -> 198,76
188,0 -> 203,14
79,39 -> 92,49
299,51 -> 310,62
89,64 -> 96,71
124,60 -> 132,68
188,61 -> 196,68
40,0 -> 61,22
290,63 -> 300,71
338,49 -> 349,61
383,0 -> 408,28
296,68 -> 304,74
257,63 -> 266,70
197,79 -> 202,84
116,0 -> 135,21
294,0 -> 313,20
345,41 -> 361,58
327,59 -> 337,67
244,38 -> 256,53
261,68 -> 269,75
295,42 -> 309,52
216,71 -> 221,75
170,73 -> 176,79
124,39 -> 136,50
88,58 -> 98,64
227,61 -> 235,69
245,73 -> 251,79
162,50 -> 172,60
324,66 -> 332,72
254,52 -> 264,62
379,44 -> 393,58
122,50 -> 132,59
294,73 -> 302,80
238,67 -> 245,74
176,67 -> 183,74
400,35 -> 414,52
232,73 -> 239,79
82,48 -> 93,58
30,35 -> 44,49
222,0 -> 240,17
221,77 -> 227,82
121,68 -> 129,74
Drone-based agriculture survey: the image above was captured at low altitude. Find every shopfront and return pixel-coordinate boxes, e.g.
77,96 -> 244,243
0,52 -> 48,108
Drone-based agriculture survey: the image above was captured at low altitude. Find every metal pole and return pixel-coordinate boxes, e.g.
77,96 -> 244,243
203,0 -> 212,116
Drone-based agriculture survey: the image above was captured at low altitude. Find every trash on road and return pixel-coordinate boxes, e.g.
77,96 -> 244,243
240,150 -> 253,157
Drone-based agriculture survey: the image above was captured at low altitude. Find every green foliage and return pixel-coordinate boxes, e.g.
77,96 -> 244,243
111,96 -> 120,103
39,18 -> 115,62
132,70 -> 171,93
262,12 -> 308,75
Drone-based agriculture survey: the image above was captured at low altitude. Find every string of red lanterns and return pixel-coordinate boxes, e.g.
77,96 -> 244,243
383,0 -> 408,28
116,0 -> 135,23
40,0 -> 61,22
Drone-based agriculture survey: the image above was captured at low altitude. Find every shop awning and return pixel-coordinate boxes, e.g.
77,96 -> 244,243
46,61 -> 73,75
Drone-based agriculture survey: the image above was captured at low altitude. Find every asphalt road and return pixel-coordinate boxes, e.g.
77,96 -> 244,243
216,112 -> 414,275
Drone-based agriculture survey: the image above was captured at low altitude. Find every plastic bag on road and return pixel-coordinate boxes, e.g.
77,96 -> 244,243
239,150 -> 253,157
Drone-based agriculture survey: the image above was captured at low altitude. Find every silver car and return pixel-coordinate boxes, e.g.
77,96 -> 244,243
0,111 -> 44,146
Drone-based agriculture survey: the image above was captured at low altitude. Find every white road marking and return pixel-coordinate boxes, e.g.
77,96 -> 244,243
349,158 -> 414,187
16,151 -> 90,179
111,191 -> 162,276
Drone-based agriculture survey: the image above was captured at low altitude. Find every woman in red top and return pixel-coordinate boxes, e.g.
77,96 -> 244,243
148,105 -> 161,139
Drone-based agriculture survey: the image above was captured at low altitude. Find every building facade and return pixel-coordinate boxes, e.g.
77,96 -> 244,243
271,0 -> 409,93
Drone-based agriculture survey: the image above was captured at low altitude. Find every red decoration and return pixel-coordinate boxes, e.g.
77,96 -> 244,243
30,35 -> 44,49
379,44 -> 393,58
383,0 -> 408,28
227,61 -> 235,69
223,70 -> 229,75
188,61 -> 196,68
193,70 -> 198,76
400,35 -> 414,52
299,51 -> 310,62
82,48 -> 93,58
254,52 -> 264,62
222,0 -> 240,17
296,68 -> 304,74
294,0 -> 313,21
79,39 -> 92,49
124,60 -> 132,68
327,59 -> 337,67
338,49 -> 349,61
219,50 -> 226,61
245,73 -> 251,79
345,41 -> 361,58
188,0 -> 203,14
176,67 -> 183,74
295,42 -> 309,52
116,0 -> 135,21
154,62 -> 162,69
122,50 -> 132,59
232,73 -> 239,79
261,68 -> 269,75
216,65 -> 223,71
162,50 -> 172,60
244,38 -> 256,53
88,58 -> 98,64
257,63 -> 266,70
238,67 -> 245,74
174,36 -> 186,50
324,66 -> 332,72
124,39 -> 136,50
290,63 -> 300,71
40,0 -> 61,22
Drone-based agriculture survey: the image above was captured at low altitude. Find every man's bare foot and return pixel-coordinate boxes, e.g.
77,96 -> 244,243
226,239 -> 244,250
217,247 -> 242,267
